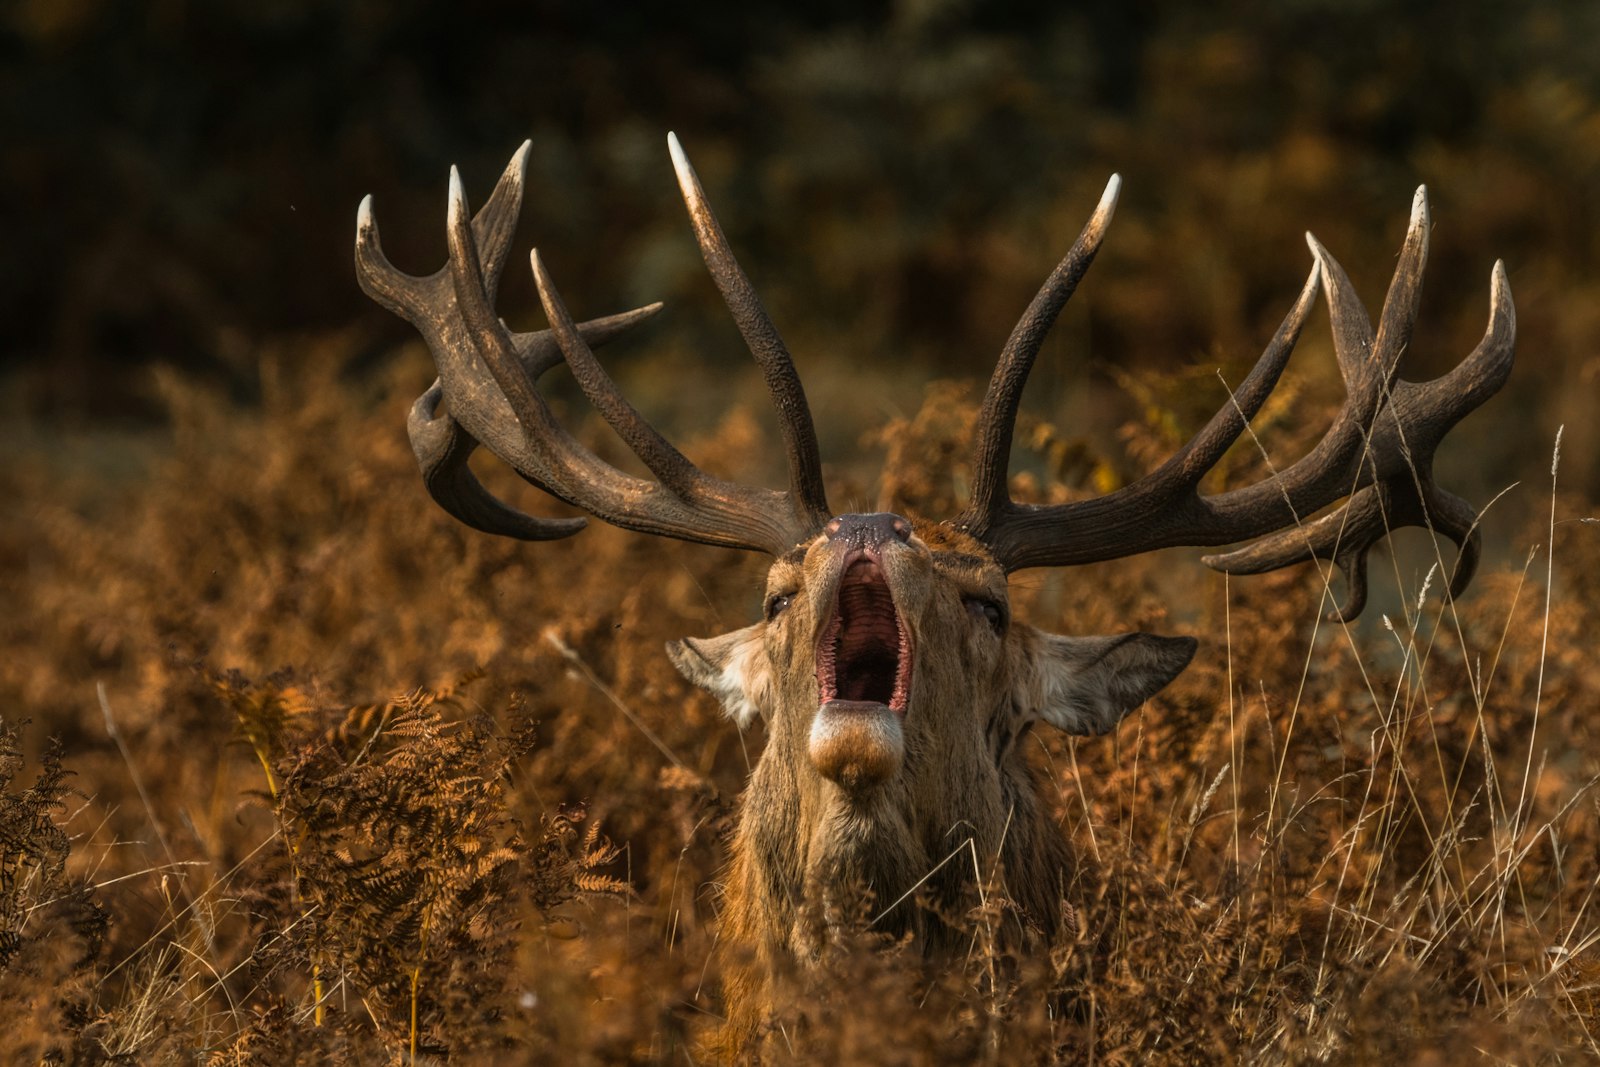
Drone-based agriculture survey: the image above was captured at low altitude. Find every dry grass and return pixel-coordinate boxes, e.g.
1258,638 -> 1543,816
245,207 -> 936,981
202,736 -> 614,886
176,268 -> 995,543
2,336 -> 1597,1063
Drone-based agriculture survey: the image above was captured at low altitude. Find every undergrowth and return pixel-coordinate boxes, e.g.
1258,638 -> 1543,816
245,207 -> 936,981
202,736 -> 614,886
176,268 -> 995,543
2,338 -> 1596,1062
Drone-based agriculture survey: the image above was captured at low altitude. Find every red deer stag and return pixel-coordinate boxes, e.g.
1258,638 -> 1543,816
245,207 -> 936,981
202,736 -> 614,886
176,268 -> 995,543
355,135 -> 1514,1043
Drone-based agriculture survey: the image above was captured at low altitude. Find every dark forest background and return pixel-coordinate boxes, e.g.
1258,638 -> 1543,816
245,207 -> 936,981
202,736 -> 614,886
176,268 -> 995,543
4,0 -> 1597,498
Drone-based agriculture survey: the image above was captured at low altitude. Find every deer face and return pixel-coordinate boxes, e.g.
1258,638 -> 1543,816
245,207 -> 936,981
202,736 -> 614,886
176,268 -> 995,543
667,513 -> 1196,813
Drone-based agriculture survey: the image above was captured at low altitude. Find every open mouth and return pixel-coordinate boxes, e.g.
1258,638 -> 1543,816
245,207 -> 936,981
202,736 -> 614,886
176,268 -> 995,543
816,556 -> 912,712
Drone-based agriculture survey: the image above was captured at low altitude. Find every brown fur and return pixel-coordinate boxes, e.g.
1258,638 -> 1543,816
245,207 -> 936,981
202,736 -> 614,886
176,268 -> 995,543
669,516 -> 1194,1051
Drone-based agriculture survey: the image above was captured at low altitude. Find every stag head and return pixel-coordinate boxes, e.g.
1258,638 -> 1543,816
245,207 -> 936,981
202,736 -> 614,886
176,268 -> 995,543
355,134 -> 1514,1037
668,513 -> 1192,795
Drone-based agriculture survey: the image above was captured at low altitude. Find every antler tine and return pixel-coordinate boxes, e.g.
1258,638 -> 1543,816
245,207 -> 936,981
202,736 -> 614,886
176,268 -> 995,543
667,132 -> 831,532
471,141 -> 531,305
1152,263 -> 1322,488
1424,259 -> 1517,422
355,195 -> 429,317
445,166 -> 573,460
1370,187 -> 1429,380
529,248 -> 719,500
956,174 -> 1122,537
444,166 -> 809,554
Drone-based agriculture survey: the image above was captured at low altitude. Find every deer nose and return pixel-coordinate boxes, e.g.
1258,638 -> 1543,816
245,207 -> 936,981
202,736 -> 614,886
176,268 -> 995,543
823,512 -> 912,549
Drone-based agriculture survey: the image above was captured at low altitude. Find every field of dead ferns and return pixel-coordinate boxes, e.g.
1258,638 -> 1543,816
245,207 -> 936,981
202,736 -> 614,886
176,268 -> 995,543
1,330 -> 1597,1064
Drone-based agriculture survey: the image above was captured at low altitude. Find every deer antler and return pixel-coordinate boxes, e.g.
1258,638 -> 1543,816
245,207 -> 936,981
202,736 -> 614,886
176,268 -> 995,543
359,138 -> 1512,619
955,186 -> 1515,620
355,137 -> 831,554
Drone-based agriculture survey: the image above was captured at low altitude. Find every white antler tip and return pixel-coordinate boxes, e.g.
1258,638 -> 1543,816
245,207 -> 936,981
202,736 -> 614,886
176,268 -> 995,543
356,194 -> 373,231
667,131 -> 692,179
1489,259 -> 1511,312
1098,173 -> 1122,217
1410,185 -> 1429,229
447,166 -> 465,218
505,141 -> 532,183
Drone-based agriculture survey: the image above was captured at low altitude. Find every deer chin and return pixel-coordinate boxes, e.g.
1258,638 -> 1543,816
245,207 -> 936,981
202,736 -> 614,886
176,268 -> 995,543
810,556 -> 912,791
809,701 -> 905,791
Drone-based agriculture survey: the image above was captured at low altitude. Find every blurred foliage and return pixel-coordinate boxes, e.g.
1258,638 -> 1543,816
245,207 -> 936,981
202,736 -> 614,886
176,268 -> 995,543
5,1 -> 1598,491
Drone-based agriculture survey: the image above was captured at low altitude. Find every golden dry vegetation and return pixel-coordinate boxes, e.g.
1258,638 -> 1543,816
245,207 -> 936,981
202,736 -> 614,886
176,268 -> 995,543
3,325 -> 1598,1063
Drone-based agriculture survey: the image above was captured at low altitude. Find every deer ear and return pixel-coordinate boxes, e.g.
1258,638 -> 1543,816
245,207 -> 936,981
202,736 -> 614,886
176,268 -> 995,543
666,625 -> 772,729
1019,631 -> 1197,736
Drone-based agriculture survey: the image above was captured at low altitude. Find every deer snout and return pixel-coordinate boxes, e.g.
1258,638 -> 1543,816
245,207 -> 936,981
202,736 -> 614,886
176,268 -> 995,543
823,512 -> 912,551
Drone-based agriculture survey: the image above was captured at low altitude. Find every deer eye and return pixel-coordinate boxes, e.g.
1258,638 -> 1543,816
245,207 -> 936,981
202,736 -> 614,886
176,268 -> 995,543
964,596 -> 1006,634
765,592 -> 795,621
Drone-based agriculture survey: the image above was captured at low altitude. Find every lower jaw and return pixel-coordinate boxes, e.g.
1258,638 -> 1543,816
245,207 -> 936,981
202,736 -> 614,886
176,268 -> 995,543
808,700 -> 905,791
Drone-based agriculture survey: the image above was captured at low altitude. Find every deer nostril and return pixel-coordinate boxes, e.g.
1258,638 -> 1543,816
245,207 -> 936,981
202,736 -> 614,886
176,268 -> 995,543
823,512 -> 912,548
